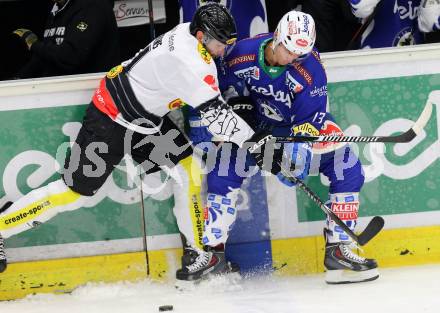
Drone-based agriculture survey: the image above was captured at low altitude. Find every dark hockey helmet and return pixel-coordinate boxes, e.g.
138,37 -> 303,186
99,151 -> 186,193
190,3 -> 237,45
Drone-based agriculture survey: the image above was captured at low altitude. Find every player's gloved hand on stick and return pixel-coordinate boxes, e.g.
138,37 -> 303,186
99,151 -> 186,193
12,28 -> 38,50
276,142 -> 312,187
246,131 -> 282,175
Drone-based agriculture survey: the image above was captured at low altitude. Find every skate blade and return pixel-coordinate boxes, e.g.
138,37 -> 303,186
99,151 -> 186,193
325,268 -> 379,284
174,279 -> 199,291
174,271 -> 242,291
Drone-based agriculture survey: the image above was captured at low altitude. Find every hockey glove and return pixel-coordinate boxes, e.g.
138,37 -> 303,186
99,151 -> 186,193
12,28 -> 38,50
276,142 -> 312,187
188,108 -> 213,145
246,132 -> 282,175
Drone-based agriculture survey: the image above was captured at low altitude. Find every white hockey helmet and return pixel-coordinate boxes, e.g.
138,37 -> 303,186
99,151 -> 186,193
273,11 -> 316,62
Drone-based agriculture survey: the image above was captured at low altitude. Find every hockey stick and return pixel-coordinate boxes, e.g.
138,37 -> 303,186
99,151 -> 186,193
147,0 -> 156,40
276,91 -> 438,143
278,164 -> 384,246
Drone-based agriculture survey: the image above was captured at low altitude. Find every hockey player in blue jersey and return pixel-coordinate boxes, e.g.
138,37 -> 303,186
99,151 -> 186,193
348,0 -> 440,48
188,10 -> 379,284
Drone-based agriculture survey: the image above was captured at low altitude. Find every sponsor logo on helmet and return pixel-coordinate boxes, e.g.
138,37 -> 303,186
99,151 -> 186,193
203,75 -> 219,92
234,66 -> 260,80
292,122 -> 320,136
106,65 -> 123,79
296,38 -> 309,47
285,72 -> 304,94
310,85 -> 327,97
76,22 -> 88,32
228,54 -> 256,67
302,15 -> 310,33
288,21 -> 298,35
198,42 -> 212,64
168,98 -> 184,111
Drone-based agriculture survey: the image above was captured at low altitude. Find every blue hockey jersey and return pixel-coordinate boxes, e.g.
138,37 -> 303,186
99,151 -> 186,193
349,0 -> 428,48
218,33 -> 328,136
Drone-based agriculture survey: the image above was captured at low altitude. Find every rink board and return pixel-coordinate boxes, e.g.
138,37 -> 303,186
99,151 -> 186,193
0,44 -> 439,300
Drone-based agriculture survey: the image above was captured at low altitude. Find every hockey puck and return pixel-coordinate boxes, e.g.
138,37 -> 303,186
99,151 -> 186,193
158,305 -> 173,311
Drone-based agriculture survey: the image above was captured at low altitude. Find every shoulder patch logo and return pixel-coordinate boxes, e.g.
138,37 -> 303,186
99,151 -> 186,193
228,54 -> 256,67
106,65 -> 123,79
292,63 -> 313,85
285,72 -> 304,94
76,22 -> 88,32
198,42 -> 212,64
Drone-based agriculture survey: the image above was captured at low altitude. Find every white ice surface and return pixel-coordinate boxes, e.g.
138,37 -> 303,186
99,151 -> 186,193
1,264 -> 440,313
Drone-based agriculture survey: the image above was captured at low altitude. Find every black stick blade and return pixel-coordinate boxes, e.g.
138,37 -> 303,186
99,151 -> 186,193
358,216 -> 385,246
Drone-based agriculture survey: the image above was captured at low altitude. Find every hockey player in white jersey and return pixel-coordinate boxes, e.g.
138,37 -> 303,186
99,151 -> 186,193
0,3 -> 265,282
348,0 -> 440,48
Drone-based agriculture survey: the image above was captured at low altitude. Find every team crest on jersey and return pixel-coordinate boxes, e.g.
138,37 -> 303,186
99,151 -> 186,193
203,75 -> 219,92
234,66 -> 260,80
198,42 -> 212,64
257,99 -> 284,122
393,27 -> 416,46
76,22 -> 88,32
292,122 -> 320,136
106,65 -> 123,79
285,72 -> 304,94
168,98 -> 184,111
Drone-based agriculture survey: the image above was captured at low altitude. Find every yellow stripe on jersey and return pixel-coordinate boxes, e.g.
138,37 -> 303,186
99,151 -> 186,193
0,189 -> 81,231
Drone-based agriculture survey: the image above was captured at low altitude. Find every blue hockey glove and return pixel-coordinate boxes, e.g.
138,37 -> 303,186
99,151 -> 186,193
188,108 -> 212,145
277,142 -> 312,187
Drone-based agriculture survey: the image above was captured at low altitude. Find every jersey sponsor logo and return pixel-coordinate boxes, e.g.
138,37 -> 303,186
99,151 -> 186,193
106,65 -> 123,79
296,38 -> 309,47
331,202 -> 359,220
203,75 -> 219,92
250,85 -> 292,108
292,63 -> 313,85
76,22 -> 88,32
313,120 -> 345,152
310,85 -> 327,97
167,98 -> 184,111
292,122 -> 320,136
198,42 -> 212,64
258,100 -> 284,122
234,66 -> 260,80
228,54 -> 256,67
394,0 -> 420,20
285,72 -> 304,94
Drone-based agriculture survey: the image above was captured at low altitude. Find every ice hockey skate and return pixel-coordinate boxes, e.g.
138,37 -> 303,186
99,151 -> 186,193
175,246 -> 236,290
0,233 -> 7,273
324,229 -> 379,284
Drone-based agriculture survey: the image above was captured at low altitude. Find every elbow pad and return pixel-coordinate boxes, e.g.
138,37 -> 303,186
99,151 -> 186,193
198,97 -> 255,147
418,1 -> 440,32
349,0 -> 381,19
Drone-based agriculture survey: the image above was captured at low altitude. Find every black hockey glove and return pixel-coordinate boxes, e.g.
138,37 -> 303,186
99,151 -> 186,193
246,132 -> 283,175
12,28 -> 38,50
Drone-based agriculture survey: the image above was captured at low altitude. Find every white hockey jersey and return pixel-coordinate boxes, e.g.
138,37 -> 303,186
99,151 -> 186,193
92,23 -> 254,146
